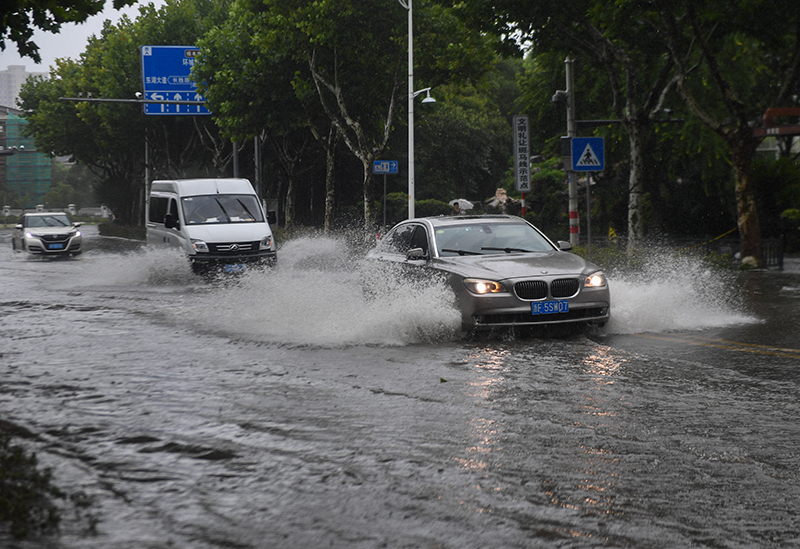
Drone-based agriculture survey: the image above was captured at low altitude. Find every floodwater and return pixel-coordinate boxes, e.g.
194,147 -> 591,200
1,226 -> 799,548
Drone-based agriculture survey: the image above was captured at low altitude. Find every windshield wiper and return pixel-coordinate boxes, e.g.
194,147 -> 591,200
481,246 -> 531,253
441,248 -> 482,256
214,198 -> 232,221
235,198 -> 255,221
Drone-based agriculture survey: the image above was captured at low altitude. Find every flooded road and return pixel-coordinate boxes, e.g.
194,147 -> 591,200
1,226 -> 799,548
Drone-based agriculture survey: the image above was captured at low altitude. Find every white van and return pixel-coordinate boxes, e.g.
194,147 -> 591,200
146,178 -> 277,273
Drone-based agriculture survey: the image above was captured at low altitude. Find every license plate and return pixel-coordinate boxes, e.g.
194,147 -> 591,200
223,263 -> 246,273
48,243 -> 64,250
531,300 -> 568,315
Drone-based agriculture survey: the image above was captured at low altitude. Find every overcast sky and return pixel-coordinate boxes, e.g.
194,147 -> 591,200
1,1 -> 164,72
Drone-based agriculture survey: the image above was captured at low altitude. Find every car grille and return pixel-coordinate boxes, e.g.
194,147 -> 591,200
514,280 -> 547,299
514,278 -> 580,300
551,278 -> 580,298
208,241 -> 260,255
39,234 -> 70,243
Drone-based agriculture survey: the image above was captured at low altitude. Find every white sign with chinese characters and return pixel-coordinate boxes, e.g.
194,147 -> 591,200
513,115 -> 531,192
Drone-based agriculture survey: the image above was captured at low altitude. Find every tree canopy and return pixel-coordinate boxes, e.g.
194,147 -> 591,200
9,0 -> 800,254
1,0 -> 136,62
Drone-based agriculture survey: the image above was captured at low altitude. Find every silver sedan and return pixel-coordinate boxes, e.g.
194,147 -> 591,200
366,215 -> 610,330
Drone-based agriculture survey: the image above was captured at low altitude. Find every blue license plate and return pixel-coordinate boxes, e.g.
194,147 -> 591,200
531,300 -> 568,315
223,263 -> 246,273
48,243 -> 64,250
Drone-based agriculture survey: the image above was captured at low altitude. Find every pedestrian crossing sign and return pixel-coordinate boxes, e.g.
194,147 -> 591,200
571,137 -> 604,171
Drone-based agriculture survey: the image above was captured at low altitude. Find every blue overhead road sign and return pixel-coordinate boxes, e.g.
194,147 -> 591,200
141,46 -> 210,116
571,137 -> 604,171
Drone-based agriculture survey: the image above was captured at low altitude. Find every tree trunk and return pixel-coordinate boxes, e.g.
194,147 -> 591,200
731,135 -> 764,267
323,127 -> 339,233
626,122 -> 646,250
362,161 -> 375,232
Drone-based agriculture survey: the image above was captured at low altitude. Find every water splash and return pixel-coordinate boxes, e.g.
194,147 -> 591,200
605,250 -> 757,334
58,234 -> 757,344
176,235 -> 462,347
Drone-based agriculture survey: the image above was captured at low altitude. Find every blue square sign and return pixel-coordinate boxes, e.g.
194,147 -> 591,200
141,46 -> 210,116
571,137 -> 604,171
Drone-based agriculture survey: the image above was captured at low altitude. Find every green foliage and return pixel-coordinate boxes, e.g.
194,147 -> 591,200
753,155 -> 800,238
781,208 -> 800,253
415,80 -> 513,204
0,0 -> 135,62
523,158 -> 567,236
416,198 -> 452,218
97,222 -> 146,240
0,433 -> 63,539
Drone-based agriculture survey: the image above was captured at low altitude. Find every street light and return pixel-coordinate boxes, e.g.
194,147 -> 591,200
398,0 -> 436,219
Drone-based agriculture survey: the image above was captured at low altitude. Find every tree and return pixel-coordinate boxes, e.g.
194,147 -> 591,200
654,0 -> 800,267
1,0 -> 136,62
197,0 -> 495,230
453,0 -> 685,249
17,0 -> 235,224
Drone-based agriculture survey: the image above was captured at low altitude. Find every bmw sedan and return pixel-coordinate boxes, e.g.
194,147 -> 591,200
366,215 -> 610,330
12,212 -> 83,257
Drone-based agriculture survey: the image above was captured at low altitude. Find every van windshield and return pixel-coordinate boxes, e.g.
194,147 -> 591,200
181,194 -> 264,225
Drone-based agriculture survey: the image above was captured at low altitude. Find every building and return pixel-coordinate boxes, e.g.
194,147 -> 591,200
1,65 -> 47,109
1,105 -> 52,207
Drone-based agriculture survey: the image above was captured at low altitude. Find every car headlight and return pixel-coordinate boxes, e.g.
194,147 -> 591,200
259,235 -> 273,250
191,239 -> 209,252
463,278 -> 507,294
584,271 -> 607,288
25,232 -> 33,239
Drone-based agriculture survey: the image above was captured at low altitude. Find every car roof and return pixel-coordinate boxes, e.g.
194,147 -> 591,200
407,214 -> 525,228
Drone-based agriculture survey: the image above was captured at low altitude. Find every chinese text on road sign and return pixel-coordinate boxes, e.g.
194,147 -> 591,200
571,137 -> 604,172
513,115 -> 531,192
141,46 -> 210,116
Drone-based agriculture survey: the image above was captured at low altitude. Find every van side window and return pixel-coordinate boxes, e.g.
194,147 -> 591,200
149,196 -> 168,223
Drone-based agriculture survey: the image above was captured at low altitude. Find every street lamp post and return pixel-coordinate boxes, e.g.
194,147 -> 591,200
399,0 -> 416,218
399,0 -> 435,220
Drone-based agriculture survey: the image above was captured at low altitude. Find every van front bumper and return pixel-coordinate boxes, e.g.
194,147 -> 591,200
190,249 -> 277,272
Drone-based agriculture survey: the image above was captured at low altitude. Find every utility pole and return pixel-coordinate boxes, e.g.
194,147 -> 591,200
565,58 -> 579,248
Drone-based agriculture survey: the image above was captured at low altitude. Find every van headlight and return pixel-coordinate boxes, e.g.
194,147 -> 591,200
191,239 -> 209,253
259,235 -> 273,250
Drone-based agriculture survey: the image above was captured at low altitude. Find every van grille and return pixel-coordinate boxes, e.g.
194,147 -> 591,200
208,241 -> 260,255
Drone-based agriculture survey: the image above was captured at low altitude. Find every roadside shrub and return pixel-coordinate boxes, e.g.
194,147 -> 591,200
0,433 -> 63,539
97,222 -> 146,240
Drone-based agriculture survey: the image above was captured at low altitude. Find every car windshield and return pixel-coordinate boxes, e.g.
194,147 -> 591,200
434,221 -> 556,256
25,214 -> 70,228
181,194 -> 264,225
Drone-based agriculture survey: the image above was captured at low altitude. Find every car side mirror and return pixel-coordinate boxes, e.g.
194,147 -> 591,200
557,240 -> 572,251
72,222 -> 82,228
15,224 -> 22,230
164,213 -> 180,230
267,210 -> 277,226
406,247 -> 427,260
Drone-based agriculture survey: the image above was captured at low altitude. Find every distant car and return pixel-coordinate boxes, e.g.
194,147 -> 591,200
366,215 -> 610,331
12,212 -> 83,257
